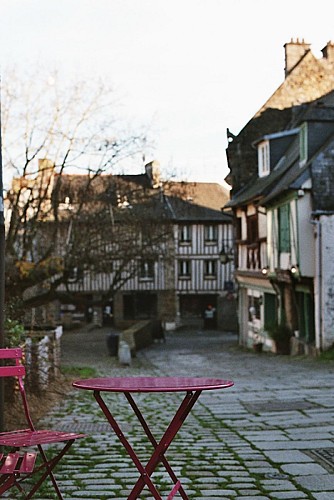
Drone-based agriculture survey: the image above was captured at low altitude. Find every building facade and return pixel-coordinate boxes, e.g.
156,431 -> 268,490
6,160 -> 237,331
225,39 -> 334,354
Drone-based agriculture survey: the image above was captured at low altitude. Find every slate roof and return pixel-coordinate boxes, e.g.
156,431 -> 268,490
226,42 -> 334,195
226,91 -> 334,211
226,132 -> 299,208
164,195 -> 231,222
53,172 -> 232,223
164,181 -> 230,211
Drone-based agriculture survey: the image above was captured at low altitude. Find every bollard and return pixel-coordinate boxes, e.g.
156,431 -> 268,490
118,341 -> 131,365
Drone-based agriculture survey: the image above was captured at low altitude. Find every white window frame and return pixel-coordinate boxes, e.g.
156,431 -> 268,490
258,140 -> 270,177
139,260 -> 154,280
204,225 -> 218,243
179,224 -> 191,244
204,259 -> 217,278
178,260 -> 191,278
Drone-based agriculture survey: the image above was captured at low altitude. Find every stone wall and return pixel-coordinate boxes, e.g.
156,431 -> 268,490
5,326 -> 63,402
320,215 -> 334,350
121,320 -> 154,355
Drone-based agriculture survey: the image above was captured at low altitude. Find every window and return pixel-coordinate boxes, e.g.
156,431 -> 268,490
248,295 -> 261,321
141,226 -> 152,246
247,214 -> 258,243
296,291 -> 315,343
139,260 -> 154,280
204,260 -> 216,278
264,293 -> 277,327
299,123 -> 308,165
204,225 -> 218,242
235,217 -> 242,240
67,266 -> 83,283
224,280 -> 234,292
258,140 -> 270,177
178,260 -> 191,278
278,204 -> 290,253
179,225 -> 191,244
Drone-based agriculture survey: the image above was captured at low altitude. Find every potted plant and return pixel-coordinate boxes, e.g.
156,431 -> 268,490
4,318 -> 25,347
265,322 -> 292,355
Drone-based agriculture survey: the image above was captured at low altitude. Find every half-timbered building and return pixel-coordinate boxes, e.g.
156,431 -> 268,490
6,160 -> 236,331
225,39 -> 334,353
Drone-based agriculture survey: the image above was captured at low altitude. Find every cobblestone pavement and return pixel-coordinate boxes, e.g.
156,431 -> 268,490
36,326 -> 334,499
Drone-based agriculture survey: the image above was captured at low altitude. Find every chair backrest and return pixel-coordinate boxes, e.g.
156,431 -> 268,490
0,347 -> 35,431
0,348 -> 26,377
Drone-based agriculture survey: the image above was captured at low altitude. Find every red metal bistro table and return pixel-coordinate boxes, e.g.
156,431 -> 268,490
73,376 -> 234,500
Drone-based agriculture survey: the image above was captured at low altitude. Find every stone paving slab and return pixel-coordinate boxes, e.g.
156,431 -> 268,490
15,326 -> 334,499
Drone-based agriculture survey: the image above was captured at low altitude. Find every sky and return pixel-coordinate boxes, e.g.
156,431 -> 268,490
1,0 -> 334,187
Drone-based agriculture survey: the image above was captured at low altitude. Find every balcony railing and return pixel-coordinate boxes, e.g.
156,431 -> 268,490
237,238 -> 267,271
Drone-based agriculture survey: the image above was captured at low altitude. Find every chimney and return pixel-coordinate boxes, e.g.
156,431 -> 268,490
38,158 -> 55,173
284,38 -> 311,77
321,40 -> 334,63
37,158 -> 55,183
145,160 -> 161,188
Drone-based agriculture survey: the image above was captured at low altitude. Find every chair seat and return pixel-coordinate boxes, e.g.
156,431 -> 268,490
0,428 -> 85,447
0,452 -> 37,475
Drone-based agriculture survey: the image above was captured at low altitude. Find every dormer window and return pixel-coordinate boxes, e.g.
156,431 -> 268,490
299,123 -> 308,166
258,140 -> 270,177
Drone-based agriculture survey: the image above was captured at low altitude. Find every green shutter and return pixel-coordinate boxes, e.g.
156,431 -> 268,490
296,291 -> 315,343
278,204 -> 290,252
264,293 -> 277,326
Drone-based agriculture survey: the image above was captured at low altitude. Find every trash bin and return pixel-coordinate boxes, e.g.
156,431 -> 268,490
106,333 -> 119,356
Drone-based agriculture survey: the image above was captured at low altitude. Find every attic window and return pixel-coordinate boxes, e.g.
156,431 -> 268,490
258,140 -> 270,177
299,123 -> 308,166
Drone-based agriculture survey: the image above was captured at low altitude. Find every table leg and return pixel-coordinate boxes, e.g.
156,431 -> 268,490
125,392 -> 183,487
94,391 -> 162,499
94,389 -> 201,500
127,390 -> 201,500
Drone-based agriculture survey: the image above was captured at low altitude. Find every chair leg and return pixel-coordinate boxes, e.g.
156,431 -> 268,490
0,475 -> 16,495
26,440 -> 75,500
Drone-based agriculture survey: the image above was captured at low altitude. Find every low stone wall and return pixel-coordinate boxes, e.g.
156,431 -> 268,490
5,327 -> 63,401
24,326 -> 63,394
121,320 -> 160,355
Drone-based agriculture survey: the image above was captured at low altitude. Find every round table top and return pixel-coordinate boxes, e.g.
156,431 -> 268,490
72,376 -> 234,393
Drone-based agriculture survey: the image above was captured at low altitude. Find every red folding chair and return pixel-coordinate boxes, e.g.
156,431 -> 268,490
0,347 -> 86,499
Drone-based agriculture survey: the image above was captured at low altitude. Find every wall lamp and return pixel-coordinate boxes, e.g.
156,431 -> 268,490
219,248 -> 234,264
261,266 -> 269,275
290,264 -> 300,277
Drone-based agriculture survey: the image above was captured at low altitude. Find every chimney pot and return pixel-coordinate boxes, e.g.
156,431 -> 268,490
284,38 -> 311,77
